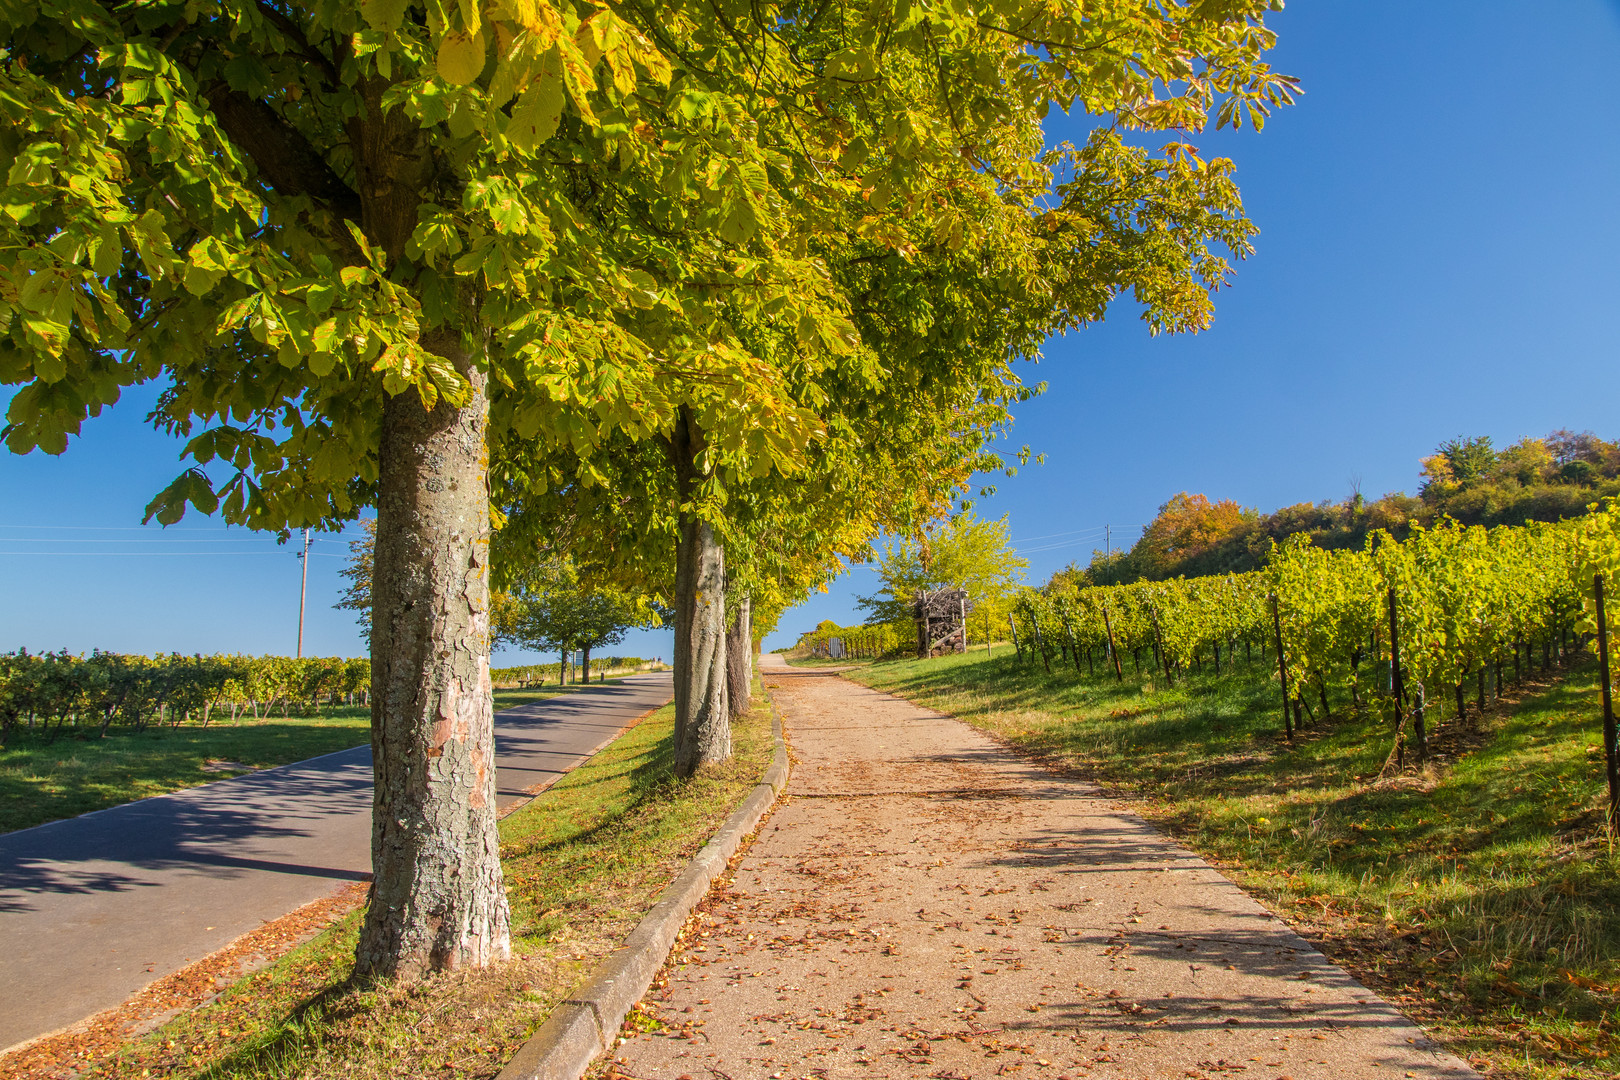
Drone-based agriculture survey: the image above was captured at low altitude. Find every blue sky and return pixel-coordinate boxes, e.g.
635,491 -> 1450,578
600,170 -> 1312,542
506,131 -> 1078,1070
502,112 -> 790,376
5,1 -> 1620,662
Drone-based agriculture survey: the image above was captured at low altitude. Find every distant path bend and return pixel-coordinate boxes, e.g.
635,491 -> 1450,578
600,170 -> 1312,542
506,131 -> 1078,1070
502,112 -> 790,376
614,657 -> 1476,1079
0,672 -> 673,1052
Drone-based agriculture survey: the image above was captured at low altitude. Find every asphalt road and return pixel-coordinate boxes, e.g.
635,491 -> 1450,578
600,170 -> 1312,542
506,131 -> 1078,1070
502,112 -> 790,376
0,672 -> 673,1052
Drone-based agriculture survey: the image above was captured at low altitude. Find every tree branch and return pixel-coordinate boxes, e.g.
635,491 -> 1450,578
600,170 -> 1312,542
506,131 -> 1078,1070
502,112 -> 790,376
202,83 -> 363,225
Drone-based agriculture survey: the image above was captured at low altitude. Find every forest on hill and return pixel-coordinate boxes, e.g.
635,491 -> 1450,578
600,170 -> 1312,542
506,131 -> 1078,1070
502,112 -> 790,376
1076,428 -> 1620,586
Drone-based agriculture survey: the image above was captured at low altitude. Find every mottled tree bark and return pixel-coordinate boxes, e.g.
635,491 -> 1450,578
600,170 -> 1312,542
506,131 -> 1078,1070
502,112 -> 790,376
671,408 -> 729,775
726,593 -> 752,718
355,333 -> 509,981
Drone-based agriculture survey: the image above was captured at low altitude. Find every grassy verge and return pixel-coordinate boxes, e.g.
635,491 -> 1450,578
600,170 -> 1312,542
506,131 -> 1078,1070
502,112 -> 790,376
73,688 -> 771,1080
0,682 -> 640,834
845,648 -> 1619,1080
0,709 -> 372,834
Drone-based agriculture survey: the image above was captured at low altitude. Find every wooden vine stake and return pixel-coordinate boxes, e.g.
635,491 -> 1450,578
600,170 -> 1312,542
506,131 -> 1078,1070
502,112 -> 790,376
1063,614 -> 1083,673
1381,586 -> 1415,776
1595,574 -> 1620,834
1032,614 -> 1052,674
1101,605 -> 1124,682
1270,593 -> 1292,742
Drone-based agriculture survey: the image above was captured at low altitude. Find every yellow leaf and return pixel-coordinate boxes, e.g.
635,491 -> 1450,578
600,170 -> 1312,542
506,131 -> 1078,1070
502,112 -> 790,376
507,43 -> 564,150
496,0 -> 561,42
437,29 -> 487,86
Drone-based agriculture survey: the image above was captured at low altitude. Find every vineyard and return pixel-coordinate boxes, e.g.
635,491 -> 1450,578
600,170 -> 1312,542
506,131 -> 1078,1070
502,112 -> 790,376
0,652 -> 678,746
0,652 -> 369,745
1009,505 -> 1620,795
794,622 -> 907,660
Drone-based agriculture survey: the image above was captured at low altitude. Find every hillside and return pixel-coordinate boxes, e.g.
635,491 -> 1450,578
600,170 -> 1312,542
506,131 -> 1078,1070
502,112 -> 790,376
1077,429 -> 1620,586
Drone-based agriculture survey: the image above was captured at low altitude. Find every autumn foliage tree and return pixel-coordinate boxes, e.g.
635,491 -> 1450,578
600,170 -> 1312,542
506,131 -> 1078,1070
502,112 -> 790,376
1135,493 -> 1255,575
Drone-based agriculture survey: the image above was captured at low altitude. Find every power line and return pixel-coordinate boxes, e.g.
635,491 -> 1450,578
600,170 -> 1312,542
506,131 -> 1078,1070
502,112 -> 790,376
0,524 -> 369,535
0,536 -> 292,544
1009,524 -> 1145,556
0,550 -> 351,557
1008,526 -> 1107,544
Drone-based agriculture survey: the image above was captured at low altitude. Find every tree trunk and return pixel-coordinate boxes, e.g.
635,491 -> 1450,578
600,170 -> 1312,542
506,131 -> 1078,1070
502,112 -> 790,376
671,408 -> 729,775
355,341 -> 509,981
581,641 -> 592,685
727,593 -> 752,719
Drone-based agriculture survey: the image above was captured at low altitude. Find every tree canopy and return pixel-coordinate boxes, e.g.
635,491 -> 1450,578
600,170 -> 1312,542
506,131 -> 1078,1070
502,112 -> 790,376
0,0 -> 1294,976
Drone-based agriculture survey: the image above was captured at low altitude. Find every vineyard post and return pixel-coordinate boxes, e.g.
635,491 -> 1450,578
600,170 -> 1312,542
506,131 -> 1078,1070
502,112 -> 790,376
1382,586 -> 1413,771
1032,615 -> 1052,674
1271,594 -> 1292,741
1063,615 -> 1082,673
1594,575 -> 1620,833
1101,605 -> 1124,682
1008,614 -> 1022,661
960,595 -> 969,653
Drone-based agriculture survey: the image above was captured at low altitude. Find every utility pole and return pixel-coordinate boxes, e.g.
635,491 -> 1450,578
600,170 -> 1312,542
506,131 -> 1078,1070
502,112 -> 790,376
1105,524 -> 1111,582
296,527 -> 311,658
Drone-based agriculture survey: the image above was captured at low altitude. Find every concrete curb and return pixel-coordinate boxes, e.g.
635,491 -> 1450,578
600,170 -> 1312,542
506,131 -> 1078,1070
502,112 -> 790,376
495,702 -> 790,1080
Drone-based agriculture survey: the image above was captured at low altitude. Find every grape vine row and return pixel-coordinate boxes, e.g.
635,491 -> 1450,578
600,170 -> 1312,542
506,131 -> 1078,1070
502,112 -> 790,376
1011,508 -> 1620,767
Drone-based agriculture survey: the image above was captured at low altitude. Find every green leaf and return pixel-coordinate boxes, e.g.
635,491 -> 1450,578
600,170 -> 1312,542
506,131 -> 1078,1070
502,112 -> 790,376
32,350 -> 66,383
717,198 -> 756,244
92,224 -> 121,277
184,261 -> 225,296
361,0 -> 412,32
306,282 -> 337,314
447,96 -> 480,138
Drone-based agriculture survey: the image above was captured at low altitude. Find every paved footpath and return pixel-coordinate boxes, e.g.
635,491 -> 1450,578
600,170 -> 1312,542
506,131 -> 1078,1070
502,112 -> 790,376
617,661 -> 1476,1080
0,672 -> 672,1052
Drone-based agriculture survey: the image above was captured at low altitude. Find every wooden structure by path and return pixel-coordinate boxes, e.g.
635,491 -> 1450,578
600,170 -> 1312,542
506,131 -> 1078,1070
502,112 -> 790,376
913,586 -> 971,658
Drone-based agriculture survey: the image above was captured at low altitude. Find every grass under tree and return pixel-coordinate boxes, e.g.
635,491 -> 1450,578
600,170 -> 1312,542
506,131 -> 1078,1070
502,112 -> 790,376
0,681 -> 635,835
814,643 -> 1618,1080
37,690 -> 770,1079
